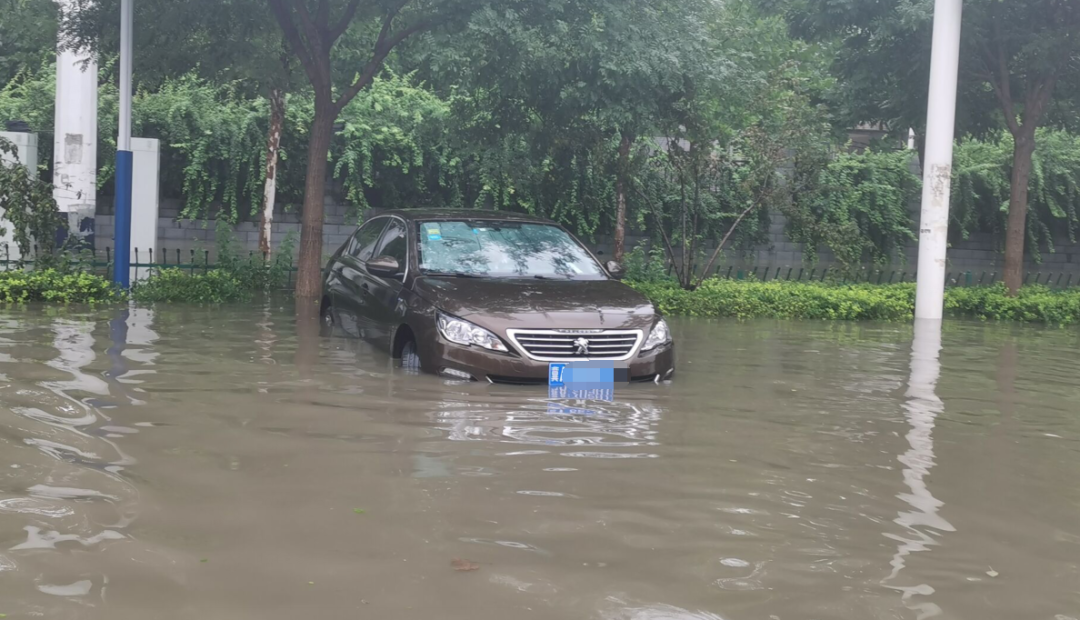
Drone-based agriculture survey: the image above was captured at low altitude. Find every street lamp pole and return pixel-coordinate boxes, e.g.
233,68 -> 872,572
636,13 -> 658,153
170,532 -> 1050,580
914,0 -> 963,320
113,0 -> 134,288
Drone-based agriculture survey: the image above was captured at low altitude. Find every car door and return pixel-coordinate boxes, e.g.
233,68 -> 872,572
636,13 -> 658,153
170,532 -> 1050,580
330,218 -> 388,338
357,217 -> 409,351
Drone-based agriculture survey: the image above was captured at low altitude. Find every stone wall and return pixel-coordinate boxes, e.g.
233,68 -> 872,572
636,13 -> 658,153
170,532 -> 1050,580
93,198 -> 364,263
594,213 -> 1080,278
91,198 -> 1080,278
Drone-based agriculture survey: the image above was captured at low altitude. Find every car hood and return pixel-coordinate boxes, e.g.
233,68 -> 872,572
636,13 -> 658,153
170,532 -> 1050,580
413,277 -> 657,332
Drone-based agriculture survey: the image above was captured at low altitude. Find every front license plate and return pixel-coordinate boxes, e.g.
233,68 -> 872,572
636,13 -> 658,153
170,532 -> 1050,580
548,361 -> 628,400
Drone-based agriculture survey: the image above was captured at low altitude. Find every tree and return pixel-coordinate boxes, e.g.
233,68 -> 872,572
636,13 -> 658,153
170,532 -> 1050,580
635,4 -> 831,289
64,0 -> 297,257
0,0 -> 59,86
421,0 -> 712,262
779,0 -> 1080,294
965,0 -> 1080,293
264,0 -> 488,299
0,137 -> 64,261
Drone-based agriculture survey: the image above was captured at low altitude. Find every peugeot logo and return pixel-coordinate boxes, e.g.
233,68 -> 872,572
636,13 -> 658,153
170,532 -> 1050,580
573,337 -> 590,356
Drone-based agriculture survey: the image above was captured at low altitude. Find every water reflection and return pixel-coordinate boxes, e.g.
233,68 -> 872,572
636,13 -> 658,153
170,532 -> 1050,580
434,394 -> 663,452
882,319 -> 956,618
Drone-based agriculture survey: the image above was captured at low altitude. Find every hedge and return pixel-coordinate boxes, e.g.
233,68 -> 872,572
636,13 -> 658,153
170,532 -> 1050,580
630,279 -> 1080,323
0,270 -> 120,304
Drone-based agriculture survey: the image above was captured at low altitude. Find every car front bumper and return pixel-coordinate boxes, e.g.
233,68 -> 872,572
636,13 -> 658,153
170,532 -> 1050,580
422,338 -> 675,384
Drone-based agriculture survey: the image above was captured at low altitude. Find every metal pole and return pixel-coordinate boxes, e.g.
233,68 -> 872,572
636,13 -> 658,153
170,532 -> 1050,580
113,0 -> 134,287
914,0 -> 963,320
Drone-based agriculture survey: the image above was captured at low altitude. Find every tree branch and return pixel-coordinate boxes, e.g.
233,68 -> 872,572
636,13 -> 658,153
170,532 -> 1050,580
289,0 -> 322,51
992,19 -> 1021,136
635,183 -> 683,286
333,13 -> 438,113
695,191 -> 767,288
268,0 -> 317,83
328,0 -> 364,42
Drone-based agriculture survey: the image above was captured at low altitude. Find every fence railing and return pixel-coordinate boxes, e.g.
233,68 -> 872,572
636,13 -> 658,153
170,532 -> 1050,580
0,244 -> 299,288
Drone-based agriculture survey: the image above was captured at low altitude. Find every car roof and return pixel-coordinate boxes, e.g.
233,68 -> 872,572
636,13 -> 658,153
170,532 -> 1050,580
376,209 -> 556,225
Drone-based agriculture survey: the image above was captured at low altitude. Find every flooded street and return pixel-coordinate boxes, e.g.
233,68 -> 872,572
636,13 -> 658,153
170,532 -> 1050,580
1,306 -> 1078,620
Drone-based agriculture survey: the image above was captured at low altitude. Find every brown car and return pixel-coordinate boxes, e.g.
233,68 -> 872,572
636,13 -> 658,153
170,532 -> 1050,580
320,210 -> 674,384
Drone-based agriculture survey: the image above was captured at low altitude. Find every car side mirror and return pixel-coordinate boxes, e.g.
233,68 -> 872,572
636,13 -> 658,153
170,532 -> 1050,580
606,260 -> 625,280
367,255 -> 402,278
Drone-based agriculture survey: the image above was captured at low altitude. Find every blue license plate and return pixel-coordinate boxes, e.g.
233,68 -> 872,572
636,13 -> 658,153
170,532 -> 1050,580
548,361 -> 628,400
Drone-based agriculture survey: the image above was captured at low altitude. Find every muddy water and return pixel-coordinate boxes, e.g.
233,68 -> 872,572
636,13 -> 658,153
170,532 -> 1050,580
0,305 -> 1078,620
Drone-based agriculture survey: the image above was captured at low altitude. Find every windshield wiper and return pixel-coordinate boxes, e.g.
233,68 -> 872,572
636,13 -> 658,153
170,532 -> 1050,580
533,274 -> 572,280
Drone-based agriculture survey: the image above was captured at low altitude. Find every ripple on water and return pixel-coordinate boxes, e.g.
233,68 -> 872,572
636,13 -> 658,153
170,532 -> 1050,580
459,537 -> 550,555
602,599 -> 726,620
10,526 -> 126,551
37,580 -> 94,597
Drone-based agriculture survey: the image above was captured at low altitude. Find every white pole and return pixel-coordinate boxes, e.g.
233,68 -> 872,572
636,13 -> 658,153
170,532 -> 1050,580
53,0 -> 98,240
914,0 -> 963,320
118,0 -> 133,152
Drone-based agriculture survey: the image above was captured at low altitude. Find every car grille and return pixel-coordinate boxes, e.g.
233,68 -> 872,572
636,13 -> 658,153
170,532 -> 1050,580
506,329 -> 643,361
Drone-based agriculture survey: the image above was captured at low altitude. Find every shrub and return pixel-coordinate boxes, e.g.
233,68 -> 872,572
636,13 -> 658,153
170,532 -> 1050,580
131,268 -> 250,304
0,270 -> 120,304
630,278 -> 1080,323
623,245 -> 675,284
213,220 -> 297,291
945,284 -> 1080,324
788,148 -> 921,267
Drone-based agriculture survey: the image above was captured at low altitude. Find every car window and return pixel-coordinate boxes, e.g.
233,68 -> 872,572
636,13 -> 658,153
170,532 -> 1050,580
416,220 -> 605,279
347,218 -> 388,261
373,219 -> 407,265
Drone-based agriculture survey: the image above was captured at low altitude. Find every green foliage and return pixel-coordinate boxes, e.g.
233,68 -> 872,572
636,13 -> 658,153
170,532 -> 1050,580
0,270 -> 120,304
333,71 -> 456,216
137,75 -> 269,221
0,137 -> 64,261
623,245 -> 674,284
952,130 -> 1080,260
632,279 -> 917,320
0,0 -> 58,86
213,220 -> 297,291
787,148 -> 920,267
945,284 -> 1080,324
131,269 -> 251,304
0,63 -> 56,176
630,278 -> 1080,323
132,221 -> 296,304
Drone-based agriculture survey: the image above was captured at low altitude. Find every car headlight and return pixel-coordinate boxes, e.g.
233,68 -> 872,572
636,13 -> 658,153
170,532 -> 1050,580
641,318 -> 672,351
436,311 -> 508,352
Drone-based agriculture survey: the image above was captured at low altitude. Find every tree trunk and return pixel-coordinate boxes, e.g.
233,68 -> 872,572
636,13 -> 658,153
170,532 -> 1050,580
1002,131 -> 1036,296
613,132 -> 633,263
294,97 -> 335,300
259,88 -> 286,259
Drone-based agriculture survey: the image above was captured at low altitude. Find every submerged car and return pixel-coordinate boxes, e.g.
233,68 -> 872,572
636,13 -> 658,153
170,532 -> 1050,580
320,209 -> 674,384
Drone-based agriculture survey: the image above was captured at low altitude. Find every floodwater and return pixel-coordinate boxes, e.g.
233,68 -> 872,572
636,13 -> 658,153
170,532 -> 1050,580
1,305 -> 1078,620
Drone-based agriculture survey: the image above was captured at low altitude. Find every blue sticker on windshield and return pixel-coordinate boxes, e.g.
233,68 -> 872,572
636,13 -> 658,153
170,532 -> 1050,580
428,234 -> 443,240
473,228 -> 480,234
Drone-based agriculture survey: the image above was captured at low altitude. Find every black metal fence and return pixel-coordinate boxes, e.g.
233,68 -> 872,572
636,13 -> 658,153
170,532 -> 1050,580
0,244 -> 299,288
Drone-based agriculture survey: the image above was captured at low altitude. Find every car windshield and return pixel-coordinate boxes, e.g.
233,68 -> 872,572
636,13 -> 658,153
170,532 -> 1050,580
417,220 -> 606,279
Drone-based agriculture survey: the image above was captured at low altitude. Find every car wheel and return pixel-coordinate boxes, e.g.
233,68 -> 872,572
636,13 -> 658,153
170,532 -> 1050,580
319,301 -> 335,336
400,338 -> 421,372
